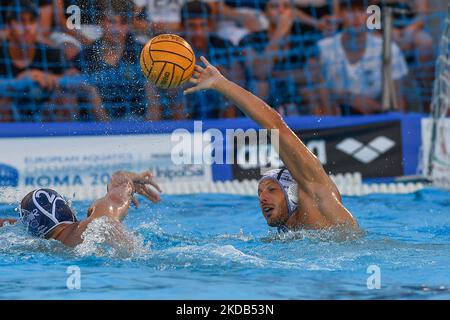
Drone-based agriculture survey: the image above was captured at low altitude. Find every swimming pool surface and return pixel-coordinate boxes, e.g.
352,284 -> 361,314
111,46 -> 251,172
0,189 -> 449,299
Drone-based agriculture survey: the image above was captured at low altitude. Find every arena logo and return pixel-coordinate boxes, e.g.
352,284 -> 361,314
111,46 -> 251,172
171,121 -> 280,167
0,163 -> 19,187
336,136 -> 395,164
236,139 -> 328,170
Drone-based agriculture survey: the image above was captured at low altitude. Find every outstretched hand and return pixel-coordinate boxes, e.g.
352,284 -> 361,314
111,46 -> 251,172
129,171 -> 162,207
184,56 -> 225,95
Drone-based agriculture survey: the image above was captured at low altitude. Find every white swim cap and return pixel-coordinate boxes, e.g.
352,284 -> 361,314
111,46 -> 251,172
258,168 -> 298,217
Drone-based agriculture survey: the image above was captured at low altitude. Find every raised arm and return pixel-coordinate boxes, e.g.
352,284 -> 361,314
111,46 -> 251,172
185,57 -> 331,190
86,171 -> 161,222
185,57 -> 357,228
53,171 -> 161,247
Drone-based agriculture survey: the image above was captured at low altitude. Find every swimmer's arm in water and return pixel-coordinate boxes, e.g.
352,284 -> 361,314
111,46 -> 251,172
0,219 -> 17,227
53,171 -> 162,247
185,57 -> 357,228
87,170 -> 162,222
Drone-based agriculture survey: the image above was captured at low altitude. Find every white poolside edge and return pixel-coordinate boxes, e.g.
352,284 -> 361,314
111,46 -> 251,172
0,173 -> 428,203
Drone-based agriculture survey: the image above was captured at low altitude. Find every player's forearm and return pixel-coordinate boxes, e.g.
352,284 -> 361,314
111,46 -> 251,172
214,77 -> 330,186
107,171 -> 135,191
214,77 -> 284,130
88,183 -> 133,222
106,172 -> 135,214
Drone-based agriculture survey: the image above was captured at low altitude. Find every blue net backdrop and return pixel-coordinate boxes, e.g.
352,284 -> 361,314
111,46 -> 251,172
0,0 -> 447,122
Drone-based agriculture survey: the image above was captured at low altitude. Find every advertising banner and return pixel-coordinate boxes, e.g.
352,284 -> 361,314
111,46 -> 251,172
422,118 -> 450,189
0,134 -> 212,190
232,121 -> 403,180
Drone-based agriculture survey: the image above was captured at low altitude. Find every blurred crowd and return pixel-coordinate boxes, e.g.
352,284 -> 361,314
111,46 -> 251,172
0,0 -> 440,122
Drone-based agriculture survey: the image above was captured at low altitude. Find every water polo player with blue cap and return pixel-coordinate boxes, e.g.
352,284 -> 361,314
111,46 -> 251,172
19,189 -> 78,239
13,171 -> 161,247
185,56 -> 359,231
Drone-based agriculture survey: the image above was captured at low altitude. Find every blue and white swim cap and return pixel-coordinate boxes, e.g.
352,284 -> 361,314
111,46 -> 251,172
19,189 -> 77,238
258,168 -> 298,217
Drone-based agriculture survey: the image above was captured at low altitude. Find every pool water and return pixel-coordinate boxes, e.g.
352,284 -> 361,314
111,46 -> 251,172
0,189 -> 449,299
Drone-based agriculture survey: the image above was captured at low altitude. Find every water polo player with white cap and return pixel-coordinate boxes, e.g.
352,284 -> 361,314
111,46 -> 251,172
258,168 -> 300,232
185,56 -> 359,231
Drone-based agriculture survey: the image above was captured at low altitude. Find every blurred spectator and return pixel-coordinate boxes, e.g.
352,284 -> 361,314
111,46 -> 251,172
0,0 -> 65,121
371,0 -> 435,110
48,0 -> 98,47
146,0 -> 244,120
0,0 -> 107,122
318,0 -> 408,114
45,0 -> 135,66
75,7 -> 146,120
214,0 -> 267,46
183,0 -> 245,118
1,0 -> 53,42
294,0 -> 341,36
50,31 -> 82,62
239,0 -> 328,115
133,0 -> 261,42
133,0 -> 217,36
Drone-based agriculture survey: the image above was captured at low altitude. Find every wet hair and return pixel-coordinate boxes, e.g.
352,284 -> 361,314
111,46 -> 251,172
180,0 -> 212,25
4,0 -> 39,25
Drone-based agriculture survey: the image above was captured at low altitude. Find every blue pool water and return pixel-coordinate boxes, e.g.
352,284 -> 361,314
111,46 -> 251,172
0,189 -> 449,300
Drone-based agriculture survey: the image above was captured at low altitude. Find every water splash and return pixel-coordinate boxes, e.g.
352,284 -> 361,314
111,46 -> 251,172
1,190 -> 449,299
0,223 -> 67,257
262,227 -> 364,243
159,243 -> 267,267
74,216 -> 151,259
213,229 -> 255,242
